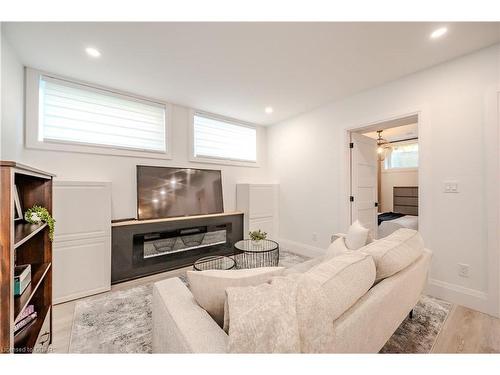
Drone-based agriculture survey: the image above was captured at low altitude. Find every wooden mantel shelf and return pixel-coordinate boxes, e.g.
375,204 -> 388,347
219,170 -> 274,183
111,211 -> 244,227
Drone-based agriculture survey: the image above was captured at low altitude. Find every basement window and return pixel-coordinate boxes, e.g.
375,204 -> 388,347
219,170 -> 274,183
384,142 -> 419,169
25,68 -> 171,158
191,111 -> 258,166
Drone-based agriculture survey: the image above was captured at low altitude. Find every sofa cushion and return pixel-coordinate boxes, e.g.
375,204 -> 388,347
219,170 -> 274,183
283,257 -> 323,276
187,267 -> 285,326
345,220 -> 370,250
305,251 -> 376,321
361,228 -> 424,281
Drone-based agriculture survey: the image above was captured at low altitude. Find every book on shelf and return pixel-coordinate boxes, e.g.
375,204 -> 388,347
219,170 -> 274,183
14,264 -> 31,296
14,312 -> 37,335
15,304 -> 35,324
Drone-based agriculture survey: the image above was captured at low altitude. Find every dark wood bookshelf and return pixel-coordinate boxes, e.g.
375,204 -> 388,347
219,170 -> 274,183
0,161 -> 54,354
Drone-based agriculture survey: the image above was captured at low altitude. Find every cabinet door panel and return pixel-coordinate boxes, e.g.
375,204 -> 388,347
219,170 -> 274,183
53,181 -> 111,303
53,237 -> 111,303
249,186 -> 274,218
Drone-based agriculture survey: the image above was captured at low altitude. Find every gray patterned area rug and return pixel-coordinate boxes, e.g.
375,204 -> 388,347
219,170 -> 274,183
68,251 -> 451,353
380,295 -> 452,353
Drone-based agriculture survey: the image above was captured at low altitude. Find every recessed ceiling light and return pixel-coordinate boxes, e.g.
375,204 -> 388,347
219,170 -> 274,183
264,106 -> 274,114
85,47 -> 101,58
430,27 -> 447,40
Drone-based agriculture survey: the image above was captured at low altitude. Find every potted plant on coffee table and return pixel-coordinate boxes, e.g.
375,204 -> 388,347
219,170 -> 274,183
249,229 -> 267,247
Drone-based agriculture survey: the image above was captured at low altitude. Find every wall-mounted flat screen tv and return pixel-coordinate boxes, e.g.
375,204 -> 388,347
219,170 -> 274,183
137,166 -> 224,220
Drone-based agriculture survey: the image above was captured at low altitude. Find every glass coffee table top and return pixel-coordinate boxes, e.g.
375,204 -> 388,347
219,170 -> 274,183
193,255 -> 236,271
234,239 -> 279,252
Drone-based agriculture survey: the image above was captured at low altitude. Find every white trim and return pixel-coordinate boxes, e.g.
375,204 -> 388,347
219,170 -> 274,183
53,286 -> 110,305
343,107 -> 427,231
426,278 -> 492,315
278,237 -> 324,258
188,109 -> 261,168
25,67 -> 173,159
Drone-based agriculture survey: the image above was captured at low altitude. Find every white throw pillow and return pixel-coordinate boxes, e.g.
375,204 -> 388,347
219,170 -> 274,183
361,228 -> 424,281
323,237 -> 348,259
187,267 -> 285,326
305,252 -> 376,320
345,220 -> 370,250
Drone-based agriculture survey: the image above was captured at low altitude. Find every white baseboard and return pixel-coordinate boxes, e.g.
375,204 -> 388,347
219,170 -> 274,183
426,278 -> 497,317
53,286 -> 110,305
278,238 -> 324,258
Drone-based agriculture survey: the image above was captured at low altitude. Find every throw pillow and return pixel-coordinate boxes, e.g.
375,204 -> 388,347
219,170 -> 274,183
345,220 -> 370,250
187,266 -> 285,326
323,237 -> 349,259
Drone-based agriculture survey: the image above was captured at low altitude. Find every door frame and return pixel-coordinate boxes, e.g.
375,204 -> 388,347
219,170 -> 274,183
344,109 -> 425,232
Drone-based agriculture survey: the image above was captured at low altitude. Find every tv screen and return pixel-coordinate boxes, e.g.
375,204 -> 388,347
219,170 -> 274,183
137,166 -> 224,220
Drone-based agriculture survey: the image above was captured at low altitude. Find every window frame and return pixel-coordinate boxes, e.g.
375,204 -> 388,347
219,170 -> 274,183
25,68 -> 173,159
382,140 -> 419,172
189,109 -> 260,167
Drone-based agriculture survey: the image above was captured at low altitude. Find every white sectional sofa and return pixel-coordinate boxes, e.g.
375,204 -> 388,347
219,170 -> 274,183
152,229 -> 431,353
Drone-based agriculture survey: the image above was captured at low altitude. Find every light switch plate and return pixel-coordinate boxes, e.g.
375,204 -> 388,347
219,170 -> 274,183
444,181 -> 459,193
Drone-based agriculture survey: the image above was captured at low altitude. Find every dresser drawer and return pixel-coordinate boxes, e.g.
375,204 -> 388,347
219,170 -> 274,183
33,307 -> 51,353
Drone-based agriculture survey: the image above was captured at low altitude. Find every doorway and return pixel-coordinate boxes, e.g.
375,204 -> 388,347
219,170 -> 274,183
349,114 -> 419,239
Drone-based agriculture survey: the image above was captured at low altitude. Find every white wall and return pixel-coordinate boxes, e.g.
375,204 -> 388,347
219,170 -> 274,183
1,37 -> 270,220
380,167 -> 418,212
268,44 -> 500,316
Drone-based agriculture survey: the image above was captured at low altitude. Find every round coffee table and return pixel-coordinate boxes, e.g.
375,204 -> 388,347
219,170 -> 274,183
193,255 -> 236,271
233,239 -> 279,268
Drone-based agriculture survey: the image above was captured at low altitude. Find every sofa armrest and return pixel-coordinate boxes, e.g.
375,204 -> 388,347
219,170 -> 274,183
152,277 -> 228,353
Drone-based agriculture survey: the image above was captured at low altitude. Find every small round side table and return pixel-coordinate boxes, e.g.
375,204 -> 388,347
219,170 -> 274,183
233,239 -> 279,269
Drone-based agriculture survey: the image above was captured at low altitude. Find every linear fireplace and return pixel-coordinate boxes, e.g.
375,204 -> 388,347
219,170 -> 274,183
111,212 -> 243,283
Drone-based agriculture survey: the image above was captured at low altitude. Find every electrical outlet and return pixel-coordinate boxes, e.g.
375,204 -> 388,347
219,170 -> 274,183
312,232 -> 318,242
458,263 -> 470,278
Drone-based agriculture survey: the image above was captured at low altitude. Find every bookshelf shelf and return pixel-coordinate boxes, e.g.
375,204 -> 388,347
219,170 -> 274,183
14,222 -> 48,249
14,305 -> 50,351
14,262 -> 51,321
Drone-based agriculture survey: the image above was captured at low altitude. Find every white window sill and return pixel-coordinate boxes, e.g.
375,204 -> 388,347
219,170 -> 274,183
189,155 -> 260,168
26,139 -> 173,160
382,167 -> 418,174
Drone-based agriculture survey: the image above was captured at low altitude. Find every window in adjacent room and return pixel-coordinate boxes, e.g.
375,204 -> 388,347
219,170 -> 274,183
192,112 -> 257,165
384,141 -> 419,169
25,68 -> 170,158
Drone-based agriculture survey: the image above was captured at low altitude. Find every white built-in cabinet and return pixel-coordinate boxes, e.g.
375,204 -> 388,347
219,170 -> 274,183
52,180 -> 112,304
236,184 -> 279,240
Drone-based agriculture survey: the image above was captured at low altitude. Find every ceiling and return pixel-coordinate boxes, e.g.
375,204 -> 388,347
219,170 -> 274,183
3,22 -> 500,125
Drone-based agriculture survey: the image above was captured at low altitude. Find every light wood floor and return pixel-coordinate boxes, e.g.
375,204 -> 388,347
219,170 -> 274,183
51,267 -> 500,354
431,304 -> 500,353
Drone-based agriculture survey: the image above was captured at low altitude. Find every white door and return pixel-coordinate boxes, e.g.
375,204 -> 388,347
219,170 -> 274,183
350,133 -> 378,238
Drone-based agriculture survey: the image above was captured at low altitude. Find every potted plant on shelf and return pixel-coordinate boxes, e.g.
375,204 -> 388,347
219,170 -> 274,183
25,205 -> 56,241
249,229 -> 267,247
